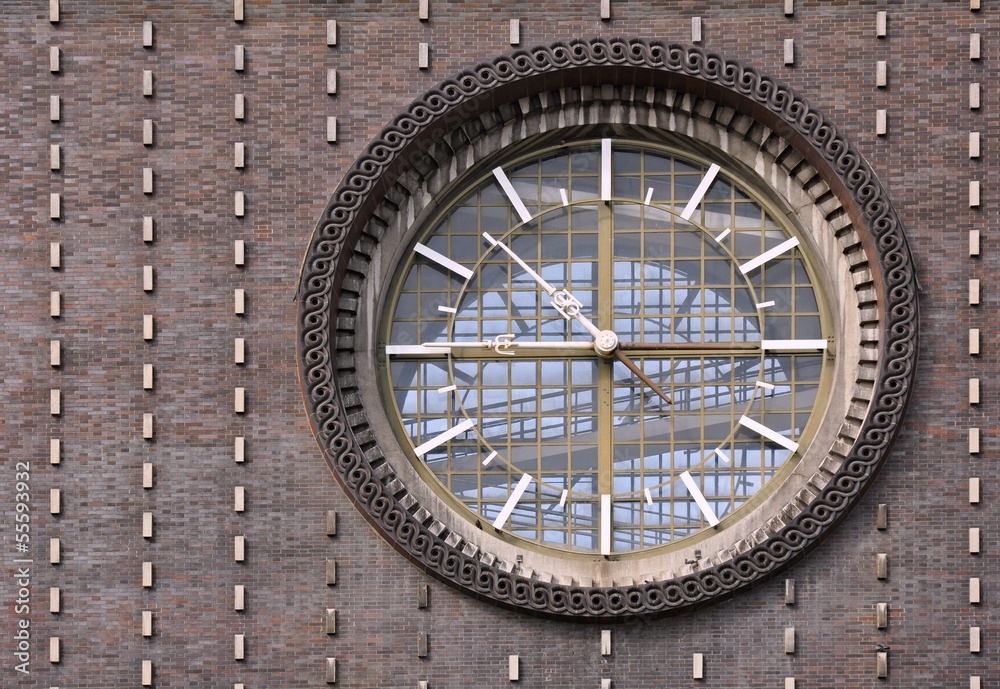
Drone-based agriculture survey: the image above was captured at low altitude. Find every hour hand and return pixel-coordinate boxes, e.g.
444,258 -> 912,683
614,350 -> 672,405
421,335 -> 595,356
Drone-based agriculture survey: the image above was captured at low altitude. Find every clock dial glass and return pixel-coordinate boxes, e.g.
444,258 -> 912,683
382,139 -> 831,556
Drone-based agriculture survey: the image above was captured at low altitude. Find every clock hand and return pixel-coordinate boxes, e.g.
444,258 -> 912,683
482,232 -> 602,339
480,233 -> 671,405
613,349 -> 672,405
422,335 -> 595,355
434,334 -> 672,404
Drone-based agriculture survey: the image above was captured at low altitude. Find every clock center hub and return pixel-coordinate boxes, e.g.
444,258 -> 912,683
593,329 -> 619,358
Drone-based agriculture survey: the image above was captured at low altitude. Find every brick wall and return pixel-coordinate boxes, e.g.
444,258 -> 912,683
0,1 -> 993,687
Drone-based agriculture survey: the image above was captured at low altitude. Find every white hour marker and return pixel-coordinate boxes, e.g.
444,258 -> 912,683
413,242 -> 474,281
714,448 -> 731,464
492,166 -> 533,224
600,494 -> 612,555
493,473 -> 533,529
558,489 -> 568,507
644,187 -> 654,205
412,418 -> 475,458
482,450 -> 498,466
437,305 -> 456,314
560,188 -> 569,206
755,380 -> 775,391
437,384 -> 457,394
644,488 -> 653,506
680,163 -> 721,221
755,300 -> 775,309
761,339 -> 828,352
738,415 -> 799,453
385,344 -> 450,356
714,227 -> 731,243
680,471 -> 720,527
738,236 -> 800,275
600,139 -> 612,202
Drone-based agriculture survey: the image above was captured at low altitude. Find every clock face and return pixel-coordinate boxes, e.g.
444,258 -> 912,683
381,138 -> 832,557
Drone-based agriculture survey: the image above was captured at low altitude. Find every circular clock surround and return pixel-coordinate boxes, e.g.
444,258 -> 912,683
299,40 -> 918,619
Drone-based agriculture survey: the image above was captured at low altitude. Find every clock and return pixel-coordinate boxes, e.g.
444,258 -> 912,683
299,39 -> 917,618
382,138 -> 832,560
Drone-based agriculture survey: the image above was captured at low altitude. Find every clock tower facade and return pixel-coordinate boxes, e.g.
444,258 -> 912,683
1,2 -> 989,687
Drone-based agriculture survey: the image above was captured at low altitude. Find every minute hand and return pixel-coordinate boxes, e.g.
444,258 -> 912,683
482,232 -> 602,339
